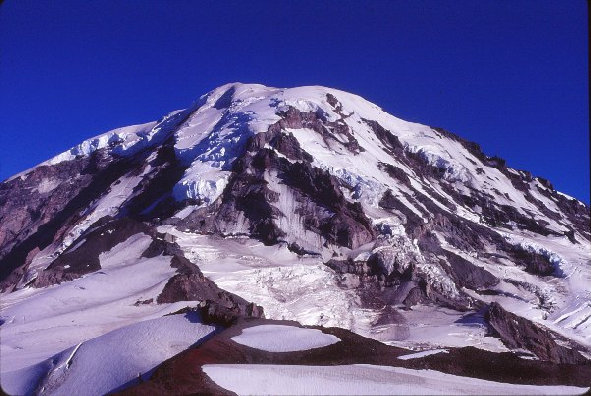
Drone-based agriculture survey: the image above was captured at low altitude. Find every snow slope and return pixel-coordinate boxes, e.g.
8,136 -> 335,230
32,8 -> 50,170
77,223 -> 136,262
2,312 -> 215,395
397,349 -> 449,360
0,233 -> 190,372
202,364 -> 589,395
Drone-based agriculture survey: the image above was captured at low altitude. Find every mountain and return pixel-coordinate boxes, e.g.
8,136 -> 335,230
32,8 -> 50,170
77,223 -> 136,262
1,83 -> 589,395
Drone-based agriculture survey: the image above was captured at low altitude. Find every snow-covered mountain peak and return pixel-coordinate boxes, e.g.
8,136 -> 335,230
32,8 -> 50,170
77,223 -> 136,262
164,83 -> 462,208
1,83 -> 590,393
24,82 -> 450,190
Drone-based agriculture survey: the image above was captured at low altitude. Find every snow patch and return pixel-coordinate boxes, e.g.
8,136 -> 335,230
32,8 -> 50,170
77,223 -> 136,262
231,325 -> 340,352
397,349 -> 449,360
35,178 -> 60,194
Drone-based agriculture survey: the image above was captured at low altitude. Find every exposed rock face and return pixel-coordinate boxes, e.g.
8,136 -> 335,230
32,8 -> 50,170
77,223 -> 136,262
379,189 -> 424,230
198,300 -> 264,326
278,160 -> 375,248
1,83 -> 589,370
0,156 -> 94,260
509,246 -> 556,276
442,250 -> 498,290
33,217 -> 152,288
0,151 -> 130,289
486,302 -> 590,364
367,247 -> 413,278
178,106 -> 375,250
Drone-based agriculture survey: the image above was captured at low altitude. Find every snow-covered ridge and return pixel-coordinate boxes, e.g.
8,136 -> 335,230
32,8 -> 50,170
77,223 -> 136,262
166,82 -> 587,238
20,82 -> 586,212
2,313 -> 215,395
167,82 -> 441,209
36,105 -> 196,171
44,121 -> 157,166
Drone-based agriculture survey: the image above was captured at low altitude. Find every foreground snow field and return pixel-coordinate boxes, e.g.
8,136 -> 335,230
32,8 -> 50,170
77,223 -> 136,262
2,312 -> 215,395
202,364 -> 590,396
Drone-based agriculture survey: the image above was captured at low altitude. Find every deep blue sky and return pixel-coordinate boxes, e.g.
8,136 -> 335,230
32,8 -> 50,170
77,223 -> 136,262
1,1 -> 588,202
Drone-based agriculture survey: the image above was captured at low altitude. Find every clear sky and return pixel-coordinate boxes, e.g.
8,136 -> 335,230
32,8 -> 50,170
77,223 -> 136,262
0,0 -> 588,202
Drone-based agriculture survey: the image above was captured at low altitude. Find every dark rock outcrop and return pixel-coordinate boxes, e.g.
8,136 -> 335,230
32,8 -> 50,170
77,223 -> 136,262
180,107 -> 376,249
378,189 -> 424,231
143,234 -> 266,320
442,250 -> 498,290
509,245 -> 556,277
0,151 -> 146,291
486,302 -> 589,364
33,217 -> 153,287
198,300 -> 264,327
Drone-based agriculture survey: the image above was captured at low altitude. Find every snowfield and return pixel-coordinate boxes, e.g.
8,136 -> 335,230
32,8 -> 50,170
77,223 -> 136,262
159,227 -> 378,335
202,364 -> 589,396
1,312 -> 216,395
231,324 -> 340,352
162,227 -> 510,353
0,233 -> 193,372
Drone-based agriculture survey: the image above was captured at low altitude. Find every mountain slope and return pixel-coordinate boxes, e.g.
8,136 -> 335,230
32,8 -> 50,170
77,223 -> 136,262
1,83 -> 590,393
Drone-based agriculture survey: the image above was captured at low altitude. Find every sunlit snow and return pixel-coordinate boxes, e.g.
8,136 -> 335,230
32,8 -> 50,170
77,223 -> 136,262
202,364 -> 589,395
2,313 -> 215,395
231,324 -> 340,352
